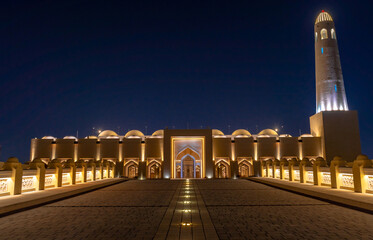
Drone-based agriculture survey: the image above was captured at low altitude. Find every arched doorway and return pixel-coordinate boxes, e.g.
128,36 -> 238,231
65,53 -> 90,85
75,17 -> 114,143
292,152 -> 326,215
238,159 -> 252,178
174,146 -> 202,179
147,160 -> 162,179
124,160 -> 138,178
215,159 -> 230,178
182,155 -> 194,178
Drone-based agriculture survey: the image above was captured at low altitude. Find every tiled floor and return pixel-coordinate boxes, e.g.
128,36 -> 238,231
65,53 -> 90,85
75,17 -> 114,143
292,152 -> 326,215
0,179 -> 372,239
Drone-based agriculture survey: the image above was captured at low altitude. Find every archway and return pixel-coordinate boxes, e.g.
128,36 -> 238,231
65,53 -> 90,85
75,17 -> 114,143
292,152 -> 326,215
124,160 -> 138,178
174,146 -> 202,179
182,155 -> 194,178
215,159 -> 230,178
147,160 -> 162,179
238,160 -> 252,177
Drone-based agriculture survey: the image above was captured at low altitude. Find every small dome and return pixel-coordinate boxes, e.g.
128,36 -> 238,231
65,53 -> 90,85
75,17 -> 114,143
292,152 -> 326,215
85,136 -> 98,139
42,136 -> 55,139
258,129 -> 278,136
212,129 -> 224,136
98,130 -> 118,137
152,130 -> 164,136
125,130 -> 144,138
232,129 -> 251,137
300,134 -> 313,137
63,136 -> 77,139
315,10 -> 333,24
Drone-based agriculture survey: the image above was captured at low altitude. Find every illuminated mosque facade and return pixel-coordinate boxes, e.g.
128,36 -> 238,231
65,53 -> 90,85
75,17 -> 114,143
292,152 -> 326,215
29,11 -> 361,179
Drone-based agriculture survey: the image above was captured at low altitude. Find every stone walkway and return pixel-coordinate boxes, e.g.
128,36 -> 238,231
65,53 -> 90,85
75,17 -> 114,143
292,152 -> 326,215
197,179 -> 373,240
0,179 -> 372,239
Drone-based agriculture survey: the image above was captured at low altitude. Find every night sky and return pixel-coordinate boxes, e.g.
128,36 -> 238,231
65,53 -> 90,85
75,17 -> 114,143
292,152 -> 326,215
1,1 -> 373,162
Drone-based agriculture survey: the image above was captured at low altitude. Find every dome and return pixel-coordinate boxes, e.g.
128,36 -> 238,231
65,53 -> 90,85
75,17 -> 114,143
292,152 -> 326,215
98,130 -> 118,137
63,136 -> 77,139
85,136 -> 98,139
315,10 -> 333,24
125,130 -> 144,138
232,129 -> 251,137
152,130 -> 164,136
42,136 -> 55,139
258,129 -> 278,136
300,134 -> 314,137
212,129 -> 224,136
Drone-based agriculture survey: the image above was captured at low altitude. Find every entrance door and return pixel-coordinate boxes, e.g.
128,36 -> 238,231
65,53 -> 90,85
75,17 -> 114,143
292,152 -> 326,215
182,156 -> 194,178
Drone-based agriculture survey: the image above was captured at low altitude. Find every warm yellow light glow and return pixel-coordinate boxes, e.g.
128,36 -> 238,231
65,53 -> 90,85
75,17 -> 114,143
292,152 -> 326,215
183,209 -> 191,213
141,143 -> 145,162
254,142 -> 258,161
184,195 -> 190,198
182,223 -> 192,226
231,141 -> 235,161
183,201 -> 191,204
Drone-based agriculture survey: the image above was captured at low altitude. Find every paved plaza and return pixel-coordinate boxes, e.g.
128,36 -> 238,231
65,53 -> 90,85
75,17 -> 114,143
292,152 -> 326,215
0,179 -> 372,239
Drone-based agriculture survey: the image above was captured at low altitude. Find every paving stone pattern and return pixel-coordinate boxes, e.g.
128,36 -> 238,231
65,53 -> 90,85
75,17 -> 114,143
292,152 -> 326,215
0,179 -> 372,239
197,179 -> 373,240
0,180 -> 178,240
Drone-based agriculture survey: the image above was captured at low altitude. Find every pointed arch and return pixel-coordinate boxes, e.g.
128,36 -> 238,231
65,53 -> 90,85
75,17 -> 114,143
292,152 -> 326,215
215,159 -> 230,178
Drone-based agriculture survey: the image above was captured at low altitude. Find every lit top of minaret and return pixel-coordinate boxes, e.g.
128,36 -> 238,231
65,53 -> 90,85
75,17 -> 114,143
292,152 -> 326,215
314,10 -> 349,113
315,10 -> 333,24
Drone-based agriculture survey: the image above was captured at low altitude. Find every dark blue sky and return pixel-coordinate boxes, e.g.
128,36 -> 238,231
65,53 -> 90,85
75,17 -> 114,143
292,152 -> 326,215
1,0 -> 373,162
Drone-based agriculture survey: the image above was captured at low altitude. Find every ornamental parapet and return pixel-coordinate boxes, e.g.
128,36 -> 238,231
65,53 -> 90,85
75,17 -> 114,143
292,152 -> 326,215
0,157 -> 117,197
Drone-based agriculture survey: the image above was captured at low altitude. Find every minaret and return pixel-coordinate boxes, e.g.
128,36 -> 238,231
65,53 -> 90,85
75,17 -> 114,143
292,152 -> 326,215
314,10 -> 348,113
310,10 -> 361,163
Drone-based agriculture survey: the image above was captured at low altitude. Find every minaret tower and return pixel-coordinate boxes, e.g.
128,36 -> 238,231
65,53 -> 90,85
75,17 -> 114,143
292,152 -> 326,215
310,10 -> 361,162
314,10 -> 348,113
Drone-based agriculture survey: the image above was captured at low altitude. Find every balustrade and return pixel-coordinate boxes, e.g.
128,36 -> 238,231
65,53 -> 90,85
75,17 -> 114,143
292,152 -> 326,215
0,157 -> 117,198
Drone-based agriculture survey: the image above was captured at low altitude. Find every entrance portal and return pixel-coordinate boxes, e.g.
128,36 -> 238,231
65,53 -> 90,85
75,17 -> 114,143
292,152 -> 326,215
172,137 -> 204,179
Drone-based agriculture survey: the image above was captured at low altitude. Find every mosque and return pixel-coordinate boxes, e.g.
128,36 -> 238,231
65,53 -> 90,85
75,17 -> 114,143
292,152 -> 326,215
29,11 -> 361,179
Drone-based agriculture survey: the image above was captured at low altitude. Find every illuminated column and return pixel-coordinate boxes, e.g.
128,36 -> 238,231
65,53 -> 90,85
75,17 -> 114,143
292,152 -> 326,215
4,157 -> 23,195
315,10 -> 348,112
279,158 -> 288,180
352,155 -> 372,193
288,158 -> 297,182
30,158 -> 46,191
330,156 -> 346,189
299,158 -> 310,183
313,157 -> 326,186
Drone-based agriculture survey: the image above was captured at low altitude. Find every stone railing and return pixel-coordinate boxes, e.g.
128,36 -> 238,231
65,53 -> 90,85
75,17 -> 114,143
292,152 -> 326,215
261,155 -> 373,194
0,157 -> 117,197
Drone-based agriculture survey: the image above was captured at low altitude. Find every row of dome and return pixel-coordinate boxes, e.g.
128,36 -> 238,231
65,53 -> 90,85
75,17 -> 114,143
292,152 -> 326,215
98,129 -> 280,138
42,129 -> 277,139
42,128 -> 314,140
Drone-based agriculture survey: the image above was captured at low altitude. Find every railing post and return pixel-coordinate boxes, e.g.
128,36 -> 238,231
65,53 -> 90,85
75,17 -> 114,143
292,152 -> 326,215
260,160 -> 265,177
66,159 -> 76,185
272,159 -> 279,178
330,156 -> 346,189
99,161 -> 104,179
110,162 -> 116,178
49,159 -> 62,187
279,158 -> 288,180
76,160 -> 88,183
89,160 -> 96,181
30,158 -> 46,191
299,158 -> 310,183
265,160 -> 271,177
3,157 -> 23,195
288,158 -> 297,182
353,154 -> 372,193
313,157 -> 326,186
